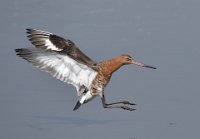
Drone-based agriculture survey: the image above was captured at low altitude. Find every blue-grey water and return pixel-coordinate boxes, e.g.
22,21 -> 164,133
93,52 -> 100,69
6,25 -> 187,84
1,0 -> 200,139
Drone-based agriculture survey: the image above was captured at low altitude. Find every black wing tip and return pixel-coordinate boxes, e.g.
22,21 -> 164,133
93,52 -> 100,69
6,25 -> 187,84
26,28 -> 31,31
26,28 -> 51,38
15,48 -> 24,55
15,48 -> 22,52
26,28 -> 45,33
26,28 -> 39,31
73,101 -> 82,111
15,48 -> 33,57
26,28 -> 34,34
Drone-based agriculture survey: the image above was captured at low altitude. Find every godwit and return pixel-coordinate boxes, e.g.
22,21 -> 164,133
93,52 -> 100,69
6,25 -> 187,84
15,29 -> 156,111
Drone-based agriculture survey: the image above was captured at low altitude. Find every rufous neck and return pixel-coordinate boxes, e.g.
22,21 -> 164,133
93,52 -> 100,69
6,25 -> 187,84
99,56 -> 124,76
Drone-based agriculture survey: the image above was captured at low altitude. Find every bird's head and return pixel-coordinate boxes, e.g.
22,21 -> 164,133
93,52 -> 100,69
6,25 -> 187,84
120,54 -> 156,69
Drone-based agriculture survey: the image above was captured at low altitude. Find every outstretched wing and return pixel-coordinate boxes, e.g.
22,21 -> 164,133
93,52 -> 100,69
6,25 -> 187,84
26,28 -> 97,69
15,48 -> 97,96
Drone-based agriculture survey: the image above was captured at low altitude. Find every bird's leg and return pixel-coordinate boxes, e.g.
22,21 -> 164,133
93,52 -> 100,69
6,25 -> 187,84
79,85 -> 88,94
101,94 -> 136,111
105,101 -> 136,106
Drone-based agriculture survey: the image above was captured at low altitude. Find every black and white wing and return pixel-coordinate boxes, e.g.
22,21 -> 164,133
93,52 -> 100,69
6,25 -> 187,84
15,48 -> 97,96
26,28 -> 97,69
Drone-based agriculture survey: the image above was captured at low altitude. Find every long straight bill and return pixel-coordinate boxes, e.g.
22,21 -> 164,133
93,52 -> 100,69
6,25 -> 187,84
132,61 -> 156,69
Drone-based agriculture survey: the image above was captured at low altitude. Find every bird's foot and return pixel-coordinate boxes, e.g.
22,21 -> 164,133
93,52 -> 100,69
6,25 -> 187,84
121,106 -> 136,111
122,101 -> 136,105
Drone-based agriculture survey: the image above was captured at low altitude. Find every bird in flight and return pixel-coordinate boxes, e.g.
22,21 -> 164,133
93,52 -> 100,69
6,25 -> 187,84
15,29 -> 156,111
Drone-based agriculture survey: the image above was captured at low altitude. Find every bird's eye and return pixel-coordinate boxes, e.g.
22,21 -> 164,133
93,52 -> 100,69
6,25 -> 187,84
126,57 -> 132,61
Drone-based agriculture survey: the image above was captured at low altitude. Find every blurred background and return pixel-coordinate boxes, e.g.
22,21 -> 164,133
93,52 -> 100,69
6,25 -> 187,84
0,0 -> 200,139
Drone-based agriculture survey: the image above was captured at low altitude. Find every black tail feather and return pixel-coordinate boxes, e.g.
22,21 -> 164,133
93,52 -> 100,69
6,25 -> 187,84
73,101 -> 82,111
